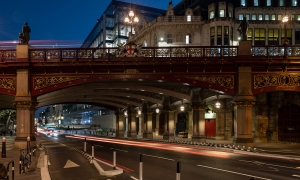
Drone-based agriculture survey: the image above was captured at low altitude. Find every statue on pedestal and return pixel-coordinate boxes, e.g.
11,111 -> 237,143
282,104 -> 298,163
19,22 -> 31,45
237,17 -> 249,41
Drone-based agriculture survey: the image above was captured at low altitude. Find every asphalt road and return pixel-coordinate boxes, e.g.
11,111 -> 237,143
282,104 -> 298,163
42,134 -> 300,180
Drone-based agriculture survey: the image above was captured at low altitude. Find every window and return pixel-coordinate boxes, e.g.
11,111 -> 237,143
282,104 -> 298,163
210,27 -> 215,46
252,14 -> 257,20
282,29 -> 292,44
241,0 -> 246,6
292,0 -> 298,6
167,34 -> 172,44
254,28 -> 265,45
279,0 -> 284,6
295,29 -> 300,44
210,11 -> 215,19
246,14 -> 250,20
271,14 -> 276,20
278,15 -> 282,21
229,11 -> 232,17
266,0 -> 271,6
291,15 -> 295,20
265,14 -> 270,20
220,10 -> 225,17
224,26 -> 229,46
254,0 -> 259,6
238,14 -> 244,20
168,16 -> 172,22
154,35 -> 158,45
187,15 -> 191,22
268,29 -> 279,45
217,26 -> 222,45
298,15 -> 300,21
186,34 -> 192,44
248,28 -> 253,41
258,14 -> 263,20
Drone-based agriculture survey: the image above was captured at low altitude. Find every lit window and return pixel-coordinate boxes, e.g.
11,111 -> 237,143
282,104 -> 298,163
279,0 -> 284,6
246,14 -> 250,20
238,14 -> 244,20
219,10 -> 225,17
186,34 -> 191,44
271,14 -> 276,20
265,14 -> 269,20
266,0 -> 271,6
252,14 -> 256,20
229,11 -> 232,17
254,0 -> 259,6
258,14 -> 263,20
278,15 -> 282,21
292,0 -> 298,6
210,11 -> 215,19
298,15 -> 300,21
187,15 -> 191,22
241,0 -> 246,6
291,15 -> 295,20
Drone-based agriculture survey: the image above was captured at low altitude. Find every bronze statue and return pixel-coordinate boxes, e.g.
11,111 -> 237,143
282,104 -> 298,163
237,17 -> 249,41
19,22 -> 31,44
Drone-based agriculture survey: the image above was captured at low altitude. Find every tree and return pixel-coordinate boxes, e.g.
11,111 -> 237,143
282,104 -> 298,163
0,109 -> 16,131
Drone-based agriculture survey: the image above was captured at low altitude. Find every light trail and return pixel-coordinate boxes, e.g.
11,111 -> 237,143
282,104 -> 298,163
65,135 -> 230,159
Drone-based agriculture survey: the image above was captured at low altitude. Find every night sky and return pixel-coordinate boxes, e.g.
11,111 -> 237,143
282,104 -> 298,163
0,0 -> 181,47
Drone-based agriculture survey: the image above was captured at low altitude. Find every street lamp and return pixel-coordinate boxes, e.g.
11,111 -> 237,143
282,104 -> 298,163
282,15 -> 289,45
124,10 -> 139,36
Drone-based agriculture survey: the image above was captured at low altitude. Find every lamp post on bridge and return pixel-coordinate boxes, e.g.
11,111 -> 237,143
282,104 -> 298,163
282,15 -> 289,57
124,10 -> 139,37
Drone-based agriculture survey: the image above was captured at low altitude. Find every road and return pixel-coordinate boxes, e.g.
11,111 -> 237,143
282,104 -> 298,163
40,134 -> 300,180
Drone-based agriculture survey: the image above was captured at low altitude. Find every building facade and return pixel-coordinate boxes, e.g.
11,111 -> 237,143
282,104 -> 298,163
81,0 -> 165,48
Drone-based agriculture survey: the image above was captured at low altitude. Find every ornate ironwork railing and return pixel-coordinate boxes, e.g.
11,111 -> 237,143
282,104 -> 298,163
0,50 -> 16,60
252,45 -> 300,56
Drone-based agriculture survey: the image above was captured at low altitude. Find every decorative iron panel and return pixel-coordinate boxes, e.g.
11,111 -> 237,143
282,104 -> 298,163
254,74 -> 300,89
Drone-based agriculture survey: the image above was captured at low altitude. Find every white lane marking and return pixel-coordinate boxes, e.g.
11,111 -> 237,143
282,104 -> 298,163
63,160 -> 80,168
130,176 -> 138,180
292,174 -> 300,177
109,148 -> 128,152
239,160 -> 298,170
197,164 -> 272,180
143,154 -> 175,161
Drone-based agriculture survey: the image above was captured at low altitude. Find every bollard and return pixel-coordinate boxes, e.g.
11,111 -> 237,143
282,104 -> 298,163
84,138 -> 86,152
1,137 -> 6,158
90,143 -> 94,164
26,136 -> 31,154
176,161 -> 181,180
6,160 -> 14,180
139,153 -> 143,180
113,145 -> 116,170
19,158 -> 21,174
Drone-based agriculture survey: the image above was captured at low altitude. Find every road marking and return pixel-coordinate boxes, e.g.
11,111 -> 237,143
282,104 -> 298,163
197,164 -> 272,180
63,160 -> 80,168
239,160 -> 298,170
130,176 -> 138,180
143,154 -> 175,161
292,175 -> 300,177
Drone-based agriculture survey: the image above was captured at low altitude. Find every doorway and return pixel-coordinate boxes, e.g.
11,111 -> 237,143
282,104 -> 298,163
205,119 -> 216,138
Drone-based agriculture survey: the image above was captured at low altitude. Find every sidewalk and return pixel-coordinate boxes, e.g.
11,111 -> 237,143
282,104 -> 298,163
0,146 -> 41,180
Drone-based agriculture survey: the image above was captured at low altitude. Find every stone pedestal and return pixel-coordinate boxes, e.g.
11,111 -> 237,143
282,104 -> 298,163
127,130 -> 137,138
143,132 -> 153,139
191,134 -> 206,142
238,41 -> 252,56
163,132 -> 175,140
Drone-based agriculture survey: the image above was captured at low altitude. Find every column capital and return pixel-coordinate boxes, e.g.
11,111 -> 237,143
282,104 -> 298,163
231,101 -> 255,107
191,106 -> 206,111
13,101 -> 38,110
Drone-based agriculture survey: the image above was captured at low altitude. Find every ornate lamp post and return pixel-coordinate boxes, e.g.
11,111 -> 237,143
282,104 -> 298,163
282,15 -> 289,57
124,10 -> 139,36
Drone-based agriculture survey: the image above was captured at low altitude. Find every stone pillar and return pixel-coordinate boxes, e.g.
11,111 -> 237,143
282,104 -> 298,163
14,68 -> 38,149
127,106 -> 137,138
233,67 -> 256,147
143,112 -> 153,139
163,109 -> 175,140
155,112 -> 160,136
115,111 -> 124,138
215,99 -> 225,140
187,110 -> 193,138
191,106 -> 206,142
137,115 -> 143,138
